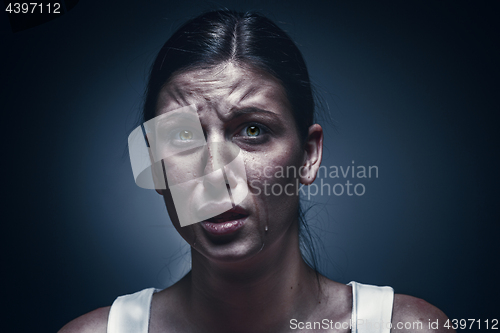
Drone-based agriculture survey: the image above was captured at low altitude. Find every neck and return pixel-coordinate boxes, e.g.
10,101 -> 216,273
183,221 -> 322,333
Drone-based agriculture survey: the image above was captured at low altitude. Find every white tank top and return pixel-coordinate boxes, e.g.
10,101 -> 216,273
107,281 -> 394,332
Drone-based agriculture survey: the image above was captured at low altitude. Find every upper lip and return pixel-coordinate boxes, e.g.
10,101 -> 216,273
224,205 -> 248,215
202,205 -> 249,223
196,200 -> 233,219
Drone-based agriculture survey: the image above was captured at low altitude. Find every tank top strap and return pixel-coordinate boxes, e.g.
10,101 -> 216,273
347,281 -> 394,333
107,288 -> 158,333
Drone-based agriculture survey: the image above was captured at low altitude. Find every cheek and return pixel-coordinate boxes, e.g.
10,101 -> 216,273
245,152 -> 302,213
162,149 -> 205,185
162,190 -> 197,243
245,144 -> 303,181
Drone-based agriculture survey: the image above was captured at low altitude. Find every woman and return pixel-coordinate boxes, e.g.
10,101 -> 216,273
60,10 -> 453,333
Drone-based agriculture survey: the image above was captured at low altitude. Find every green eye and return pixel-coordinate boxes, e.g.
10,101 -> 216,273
246,126 -> 260,137
179,130 -> 193,140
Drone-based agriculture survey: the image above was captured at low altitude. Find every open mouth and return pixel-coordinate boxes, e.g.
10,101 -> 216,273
200,208 -> 249,236
205,211 -> 248,223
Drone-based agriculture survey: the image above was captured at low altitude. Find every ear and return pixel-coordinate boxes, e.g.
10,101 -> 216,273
299,124 -> 323,185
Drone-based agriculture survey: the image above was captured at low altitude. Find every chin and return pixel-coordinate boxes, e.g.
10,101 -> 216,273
193,232 -> 265,264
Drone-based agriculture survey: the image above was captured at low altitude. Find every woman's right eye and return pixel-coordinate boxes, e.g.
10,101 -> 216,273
178,130 -> 193,141
169,128 -> 203,147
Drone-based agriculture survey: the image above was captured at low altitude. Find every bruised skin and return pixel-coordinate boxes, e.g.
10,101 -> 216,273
154,62 -> 311,266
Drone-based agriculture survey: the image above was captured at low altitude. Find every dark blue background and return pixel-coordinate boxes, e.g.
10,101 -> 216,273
2,1 -> 499,331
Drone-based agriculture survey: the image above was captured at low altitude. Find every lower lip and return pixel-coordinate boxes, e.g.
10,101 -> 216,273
201,217 -> 247,236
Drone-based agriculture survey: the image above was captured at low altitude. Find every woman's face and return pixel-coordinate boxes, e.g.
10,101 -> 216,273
153,62 -> 321,263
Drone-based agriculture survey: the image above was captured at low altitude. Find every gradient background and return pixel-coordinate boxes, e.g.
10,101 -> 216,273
2,0 -> 499,331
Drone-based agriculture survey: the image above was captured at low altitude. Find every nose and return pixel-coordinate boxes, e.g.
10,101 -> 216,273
201,141 -> 239,188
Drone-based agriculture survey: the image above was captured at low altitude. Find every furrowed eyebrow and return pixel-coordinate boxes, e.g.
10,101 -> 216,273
156,113 -> 199,126
226,107 -> 280,121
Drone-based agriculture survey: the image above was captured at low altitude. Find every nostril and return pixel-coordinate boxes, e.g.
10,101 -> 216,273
222,169 -> 235,208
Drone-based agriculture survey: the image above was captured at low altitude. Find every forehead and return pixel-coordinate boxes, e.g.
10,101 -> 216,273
155,62 -> 291,115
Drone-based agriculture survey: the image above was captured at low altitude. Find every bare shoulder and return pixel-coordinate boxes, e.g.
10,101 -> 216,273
392,294 -> 455,333
58,306 -> 110,333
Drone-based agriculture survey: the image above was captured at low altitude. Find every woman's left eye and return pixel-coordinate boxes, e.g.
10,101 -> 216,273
245,125 -> 261,137
234,124 -> 269,143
